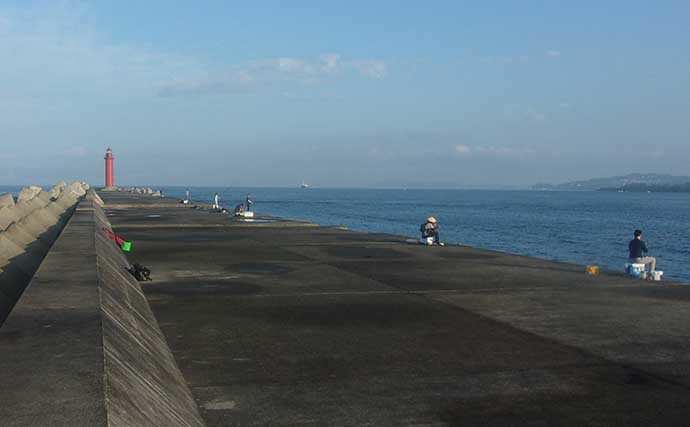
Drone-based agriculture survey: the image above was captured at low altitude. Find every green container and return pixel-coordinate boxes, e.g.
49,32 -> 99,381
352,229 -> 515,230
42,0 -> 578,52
121,241 -> 132,252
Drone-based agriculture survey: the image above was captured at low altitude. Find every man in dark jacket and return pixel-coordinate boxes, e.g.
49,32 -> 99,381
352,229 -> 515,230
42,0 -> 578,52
628,229 -> 656,273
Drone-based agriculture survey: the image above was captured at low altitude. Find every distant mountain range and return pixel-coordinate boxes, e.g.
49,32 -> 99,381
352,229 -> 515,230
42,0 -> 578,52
532,173 -> 690,192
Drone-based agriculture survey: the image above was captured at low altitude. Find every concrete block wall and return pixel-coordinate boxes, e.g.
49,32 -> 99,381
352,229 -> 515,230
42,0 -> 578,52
0,181 -> 88,325
93,200 -> 205,427
0,192 -> 205,426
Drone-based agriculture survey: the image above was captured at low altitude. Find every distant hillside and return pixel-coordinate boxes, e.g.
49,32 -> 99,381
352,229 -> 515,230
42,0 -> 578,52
599,182 -> 690,193
532,173 -> 690,191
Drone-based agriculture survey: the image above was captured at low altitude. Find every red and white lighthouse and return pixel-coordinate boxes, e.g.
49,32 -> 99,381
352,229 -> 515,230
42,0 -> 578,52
104,147 -> 115,188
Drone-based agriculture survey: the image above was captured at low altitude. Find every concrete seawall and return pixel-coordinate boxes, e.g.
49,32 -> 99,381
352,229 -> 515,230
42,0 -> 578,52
5,189 -> 690,425
0,191 -> 205,426
0,181 -> 89,325
99,191 -> 690,426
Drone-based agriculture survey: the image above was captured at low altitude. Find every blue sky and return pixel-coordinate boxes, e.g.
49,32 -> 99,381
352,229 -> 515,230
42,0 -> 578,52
1,1 -> 689,187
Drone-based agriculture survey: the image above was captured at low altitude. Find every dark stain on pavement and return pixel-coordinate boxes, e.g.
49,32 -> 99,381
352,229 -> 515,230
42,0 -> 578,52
145,280 -> 263,296
326,246 -> 407,259
242,301 -> 448,327
234,263 -> 294,275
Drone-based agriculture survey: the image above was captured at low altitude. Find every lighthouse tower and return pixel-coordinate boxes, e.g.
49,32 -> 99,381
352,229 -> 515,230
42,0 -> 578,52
104,147 -> 115,189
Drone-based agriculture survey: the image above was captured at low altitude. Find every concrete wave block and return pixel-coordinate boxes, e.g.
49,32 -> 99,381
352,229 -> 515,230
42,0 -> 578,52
0,207 -> 21,231
0,231 -> 42,280
17,209 -> 58,239
66,182 -> 87,197
49,181 -> 67,200
54,193 -> 79,210
13,198 -> 44,218
17,186 -> 43,203
0,234 -> 24,262
3,222 -> 40,248
34,191 -> 53,206
44,201 -> 67,218
29,210 -> 62,242
0,193 -> 14,208
16,216 -> 47,239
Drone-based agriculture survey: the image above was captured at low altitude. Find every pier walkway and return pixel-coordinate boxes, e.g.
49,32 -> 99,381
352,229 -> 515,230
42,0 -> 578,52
99,191 -> 690,426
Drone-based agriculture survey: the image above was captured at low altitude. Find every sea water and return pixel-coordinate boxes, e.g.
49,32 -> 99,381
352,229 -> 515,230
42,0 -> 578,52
161,187 -> 690,282
2,184 -> 687,281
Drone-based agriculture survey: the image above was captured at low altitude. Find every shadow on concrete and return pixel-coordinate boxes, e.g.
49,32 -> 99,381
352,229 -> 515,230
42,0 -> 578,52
0,208 -> 75,326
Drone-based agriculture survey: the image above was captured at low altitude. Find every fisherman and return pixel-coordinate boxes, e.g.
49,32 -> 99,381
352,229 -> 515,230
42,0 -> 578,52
182,188 -> 190,204
233,203 -> 244,216
213,192 -> 220,210
628,229 -> 656,274
246,193 -> 253,211
420,217 -> 441,245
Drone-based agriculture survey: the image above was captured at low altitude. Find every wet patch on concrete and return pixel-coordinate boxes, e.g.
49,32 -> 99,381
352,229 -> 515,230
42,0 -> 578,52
144,280 -> 263,296
436,251 -> 501,260
325,246 -> 407,259
233,263 -> 294,275
241,300 -> 448,327
171,236 -> 228,242
333,234 -> 405,243
202,399 -> 236,411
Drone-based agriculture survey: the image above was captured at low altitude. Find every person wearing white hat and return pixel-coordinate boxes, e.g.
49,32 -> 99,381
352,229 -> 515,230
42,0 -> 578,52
420,216 -> 441,245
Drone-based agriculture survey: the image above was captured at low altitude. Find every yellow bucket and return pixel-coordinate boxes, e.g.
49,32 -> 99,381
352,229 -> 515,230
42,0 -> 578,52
585,265 -> 600,276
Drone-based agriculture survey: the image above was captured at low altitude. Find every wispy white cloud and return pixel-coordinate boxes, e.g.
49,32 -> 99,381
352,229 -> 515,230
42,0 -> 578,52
455,144 -> 536,158
455,144 -> 472,156
157,54 -> 387,97
65,145 -> 88,158
0,5 -> 387,101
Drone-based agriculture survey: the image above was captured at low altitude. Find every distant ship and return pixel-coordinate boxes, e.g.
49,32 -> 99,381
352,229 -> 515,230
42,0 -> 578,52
300,181 -> 309,189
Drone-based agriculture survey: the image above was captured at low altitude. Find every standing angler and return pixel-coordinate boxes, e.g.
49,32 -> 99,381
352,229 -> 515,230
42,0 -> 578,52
246,193 -> 253,212
213,193 -> 220,209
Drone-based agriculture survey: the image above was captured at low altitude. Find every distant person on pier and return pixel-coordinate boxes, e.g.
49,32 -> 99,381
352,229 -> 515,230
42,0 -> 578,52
628,229 -> 656,273
182,189 -> 190,204
213,193 -> 220,209
420,217 -> 441,245
246,193 -> 253,211
234,203 -> 244,216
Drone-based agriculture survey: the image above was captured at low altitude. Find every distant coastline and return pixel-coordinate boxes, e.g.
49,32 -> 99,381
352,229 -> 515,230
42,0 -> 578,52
533,173 -> 690,193
599,183 -> 690,193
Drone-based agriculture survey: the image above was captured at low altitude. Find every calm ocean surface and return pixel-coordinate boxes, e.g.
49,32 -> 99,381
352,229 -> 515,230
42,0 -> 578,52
159,187 -> 690,282
2,185 -> 688,281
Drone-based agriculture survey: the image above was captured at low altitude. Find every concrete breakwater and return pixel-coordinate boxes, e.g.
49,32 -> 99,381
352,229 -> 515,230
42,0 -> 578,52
99,191 -> 690,426
0,190 -> 205,426
0,181 -> 90,325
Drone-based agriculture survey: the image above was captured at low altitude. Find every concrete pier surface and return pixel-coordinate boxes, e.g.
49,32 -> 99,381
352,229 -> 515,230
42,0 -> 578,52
99,191 -> 690,426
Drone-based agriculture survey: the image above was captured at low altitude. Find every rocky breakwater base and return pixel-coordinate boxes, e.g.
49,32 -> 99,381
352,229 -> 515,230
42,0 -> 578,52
0,189 -> 205,426
0,181 -> 89,325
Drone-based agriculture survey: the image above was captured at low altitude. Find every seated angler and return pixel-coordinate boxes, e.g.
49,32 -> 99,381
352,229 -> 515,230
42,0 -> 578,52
628,229 -> 657,275
420,216 -> 441,245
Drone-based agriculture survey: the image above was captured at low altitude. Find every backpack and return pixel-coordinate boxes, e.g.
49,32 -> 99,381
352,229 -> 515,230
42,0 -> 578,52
127,263 -> 152,282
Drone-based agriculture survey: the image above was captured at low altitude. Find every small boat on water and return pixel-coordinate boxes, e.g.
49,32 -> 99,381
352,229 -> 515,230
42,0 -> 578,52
300,181 -> 309,189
